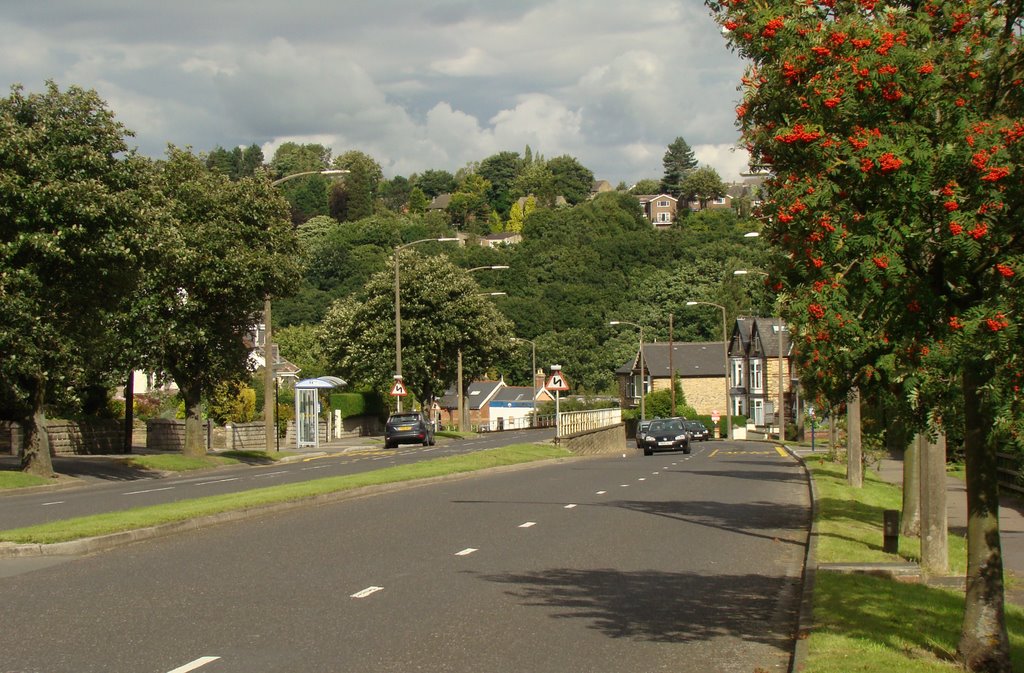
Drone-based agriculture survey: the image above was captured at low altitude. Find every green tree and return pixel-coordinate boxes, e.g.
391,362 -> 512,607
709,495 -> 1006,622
319,254 -> 514,405
680,166 -> 726,211
507,196 -> 536,233
381,175 -> 412,212
408,186 -> 429,214
630,178 -> 663,194
0,82 -> 153,476
478,151 -> 523,215
271,142 -> 332,223
512,161 -> 556,206
661,136 -> 698,196
146,148 -> 301,457
547,155 -> 595,205
448,174 -> 492,231
239,144 -> 264,177
707,0 -> 1024,667
413,169 -> 456,198
275,323 -> 329,379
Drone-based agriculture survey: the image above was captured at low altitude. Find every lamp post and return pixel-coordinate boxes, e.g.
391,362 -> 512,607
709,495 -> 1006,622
734,269 -> 787,441
456,266 -> 509,430
685,301 -> 731,441
512,337 -> 537,428
263,168 -> 347,452
609,320 -> 645,421
394,237 -> 459,412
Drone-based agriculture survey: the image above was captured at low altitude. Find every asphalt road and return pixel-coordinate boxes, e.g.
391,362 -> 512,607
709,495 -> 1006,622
0,428 -> 553,530
0,440 -> 809,673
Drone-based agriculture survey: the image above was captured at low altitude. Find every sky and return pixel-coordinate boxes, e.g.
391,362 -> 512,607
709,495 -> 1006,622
1,0 -> 752,186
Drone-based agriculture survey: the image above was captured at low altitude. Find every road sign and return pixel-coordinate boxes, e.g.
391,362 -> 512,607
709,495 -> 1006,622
390,379 -> 407,397
545,372 -> 569,391
711,410 -> 720,423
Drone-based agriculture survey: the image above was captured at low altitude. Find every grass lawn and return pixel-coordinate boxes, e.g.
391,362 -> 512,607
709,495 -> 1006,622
125,450 -> 290,473
0,470 -> 52,489
0,443 -> 569,545
805,454 -> 1024,672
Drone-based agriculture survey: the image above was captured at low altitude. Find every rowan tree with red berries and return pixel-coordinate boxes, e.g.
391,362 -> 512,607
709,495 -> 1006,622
706,0 -> 1023,669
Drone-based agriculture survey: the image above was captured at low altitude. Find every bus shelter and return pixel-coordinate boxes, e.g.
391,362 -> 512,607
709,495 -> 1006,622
294,376 -> 346,448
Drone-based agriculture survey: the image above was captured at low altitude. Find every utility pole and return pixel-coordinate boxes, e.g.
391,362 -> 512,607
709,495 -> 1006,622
669,313 -> 676,416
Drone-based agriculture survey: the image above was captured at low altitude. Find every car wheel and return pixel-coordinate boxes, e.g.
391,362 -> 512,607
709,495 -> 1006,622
429,436 -> 436,446
684,445 -> 692,454
384,441 -> 394,449
643,447 -> 653,456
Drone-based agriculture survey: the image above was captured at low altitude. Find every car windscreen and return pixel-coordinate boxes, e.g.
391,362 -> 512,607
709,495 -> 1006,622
388,415 -> 421,424
649,420 -> 682,433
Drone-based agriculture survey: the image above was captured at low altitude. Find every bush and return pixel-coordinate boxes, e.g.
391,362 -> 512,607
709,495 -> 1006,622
328,392 -> 382,418
208,381 -> 257,424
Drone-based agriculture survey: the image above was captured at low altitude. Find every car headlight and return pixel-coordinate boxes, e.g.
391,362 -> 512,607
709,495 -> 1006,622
675,434 -> 688,441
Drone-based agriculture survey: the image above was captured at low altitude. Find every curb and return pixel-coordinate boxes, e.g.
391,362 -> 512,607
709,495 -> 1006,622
780,443 -> 817,673
0,456 -> 570,559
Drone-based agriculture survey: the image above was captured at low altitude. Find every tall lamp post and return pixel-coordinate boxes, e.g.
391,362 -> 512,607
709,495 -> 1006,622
455,266 -> 509,430
263,168 -> 347,451
685,301 -> 731,441
394,237 -> 459,411
512,337 -> 537,428
609,320 -> 645,421
735,269 -> 787,441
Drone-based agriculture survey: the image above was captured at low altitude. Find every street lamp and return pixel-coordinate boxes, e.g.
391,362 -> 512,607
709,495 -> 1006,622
263,168 -> 347,452
609,320 -> 645,420
734,269 -> 787,441
685,301 -> 731,441
512,337 -> 537,428
394,237 -> 459,411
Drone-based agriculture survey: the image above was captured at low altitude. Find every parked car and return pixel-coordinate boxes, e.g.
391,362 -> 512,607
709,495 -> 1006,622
384,412 -> 435,448
637,418 -> 691,456
635,419 -> 652,446
684,420 -> 710,441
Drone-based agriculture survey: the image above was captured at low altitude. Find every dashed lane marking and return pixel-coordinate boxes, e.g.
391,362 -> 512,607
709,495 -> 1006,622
41,501 -> 65,506
351,586 -> 384,599
564,504 -> 577,509
519,522 -> 536,528
167,656 -> 221,673
193,478 -> 239,487
252,470 -> 287,479
596,490 -> 607,495
124,487 -> 175,496
455,548 -> 478,556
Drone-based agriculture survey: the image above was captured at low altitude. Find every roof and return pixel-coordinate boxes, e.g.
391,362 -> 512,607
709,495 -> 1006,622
752,318 -> 792,358
428,193 -> 452,210
635,193 -> 678,205
616,342 -> 726,378
438,380 -> 505,410
492,386 -> 551,403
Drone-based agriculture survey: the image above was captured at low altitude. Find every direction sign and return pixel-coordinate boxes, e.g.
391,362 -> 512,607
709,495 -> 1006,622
545,372 -> 569,391
390,379 -> 407,397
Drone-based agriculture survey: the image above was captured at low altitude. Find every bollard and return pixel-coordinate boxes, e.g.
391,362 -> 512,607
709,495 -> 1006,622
883,509 -> 900,554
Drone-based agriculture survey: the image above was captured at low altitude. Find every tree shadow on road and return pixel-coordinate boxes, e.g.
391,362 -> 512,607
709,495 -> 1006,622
478,566 -> 800,648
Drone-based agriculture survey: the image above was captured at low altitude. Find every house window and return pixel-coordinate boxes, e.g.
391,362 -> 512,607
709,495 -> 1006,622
658,200 -> 670,207
752,398 -> 765,425
625,374 -> 648,401
713,197 -> 726,205
657,212 -> 671,223
732,396 -> 744,416
750,360 -> 763,392
731,359 -> 744,388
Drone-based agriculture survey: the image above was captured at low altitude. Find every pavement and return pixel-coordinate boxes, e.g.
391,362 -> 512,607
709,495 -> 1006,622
789,445 -> 1024,605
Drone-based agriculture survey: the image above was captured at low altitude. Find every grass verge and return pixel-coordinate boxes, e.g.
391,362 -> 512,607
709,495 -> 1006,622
805,454 -> 1024,672
125,450 -> 290,473
0,443 -> 569,545
0,471 -> 51,489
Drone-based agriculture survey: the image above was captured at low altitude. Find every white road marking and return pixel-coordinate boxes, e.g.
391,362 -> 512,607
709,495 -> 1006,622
455,548 -> 478,556
596,490 -> 607,495
252,470 -> 287,479
620,484 -> 629,487
124,487 -> 175,496
351,586 -> 384,598
301,465 -> 329,470
637,478 -> 646,481
652,472 -> 660,475
41,501 -> 65,506
519,522 -> 536,528
194,478 -> 239,486
564,504 -> 577,509
167,656 -> 221,673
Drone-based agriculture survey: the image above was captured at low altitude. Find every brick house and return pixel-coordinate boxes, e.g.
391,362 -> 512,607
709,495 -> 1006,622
728,316 -> 794,431
635,194 -> 678,227
614,341 -> 727,416
438,373 -> 552,430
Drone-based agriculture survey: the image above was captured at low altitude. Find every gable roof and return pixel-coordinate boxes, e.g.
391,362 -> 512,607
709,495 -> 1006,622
751,317 -> 792,358
616,342 -> 726,378
438,380 -> 505,410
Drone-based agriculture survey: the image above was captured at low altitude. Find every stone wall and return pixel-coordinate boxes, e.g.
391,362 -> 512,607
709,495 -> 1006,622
555,423 -> 627,457
2,419 -> 125,456
649,376 -> 727,415
146,419 -> 212,452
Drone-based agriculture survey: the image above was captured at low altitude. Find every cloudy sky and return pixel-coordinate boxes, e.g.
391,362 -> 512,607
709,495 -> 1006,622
1,1 -> 751,186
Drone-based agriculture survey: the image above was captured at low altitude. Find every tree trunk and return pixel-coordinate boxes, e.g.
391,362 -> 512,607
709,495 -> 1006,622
21,376 -> 55,478
901,434 -> 921,537
181,384 -> 206,458
920,432 -> 948,575
123,371 -> 134,454
958,365 -> 1010,671
847,388 -> 863,488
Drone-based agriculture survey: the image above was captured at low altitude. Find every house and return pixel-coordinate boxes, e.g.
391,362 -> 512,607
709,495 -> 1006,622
427,193 -> 452,211
614,341 -> 727,416
590,180 -> 613,198
613,316 -> 797,433
480,232 -> 522,247
635,194 -> 678,227
728,316 -> 794,431
438,372 -> 552,430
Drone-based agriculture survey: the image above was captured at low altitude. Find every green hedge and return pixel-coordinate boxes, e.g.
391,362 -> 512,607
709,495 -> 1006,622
328,391 -> 384,419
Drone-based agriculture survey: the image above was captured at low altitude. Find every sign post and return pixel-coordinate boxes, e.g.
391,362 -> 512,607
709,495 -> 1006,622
808,405 -> 816,452
545,365 -> 570,437
390,375 -> 407,412
711,410 -> 721,439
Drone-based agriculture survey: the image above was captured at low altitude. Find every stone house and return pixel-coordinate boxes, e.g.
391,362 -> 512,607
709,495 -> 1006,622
728,316 -> 794,431
614,341 -> 727,416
